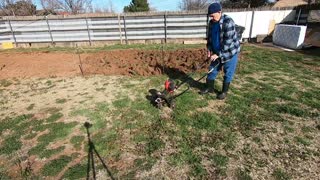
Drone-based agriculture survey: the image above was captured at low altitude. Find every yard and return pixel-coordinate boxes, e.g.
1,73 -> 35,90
0,44 -> 319,179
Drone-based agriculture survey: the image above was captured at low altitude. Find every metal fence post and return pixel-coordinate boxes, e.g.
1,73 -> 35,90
206,14 -> 209,41
118,14 -> 123,44
296,9 -> 302,25
249,10 -> 255,42
85,17 -> 92,46
45,16 -> 54,45
8,19 -> 17,47
122,15 -> 128,45
164,12 -> 167,43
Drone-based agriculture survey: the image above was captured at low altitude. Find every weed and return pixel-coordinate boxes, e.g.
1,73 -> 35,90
212,153 -> 229,167
45,80 -> 52,86
283,125 -> 294,133
13,152 -> 38,179
210,153 -> 229,176
294,136 -> 311,146
44,107 -> 61,114
71,103 -> 109,131
56,98 -> 67,104
112,97 -> 131,108
24,132 -> 38,140
62,163 -> 87,179
46,112 -> 63,123
133,158 -> 156,172
12,92 -> 19,97
236,168 -> 252,180
256,159 -> 268,168
252,136 -> 261,144
0,135 -> 22,155
297,90 -> 320,110
133,133 -> 148,143
191,163 -> 207,178
191,112 -> 219,130
273,103 -> 307,117
88,128 -> 119,158
0,79 -> 12,87
40,146 -> 65,158
272,168 -> 291,180
0,114 -> 33,134
26,104 -> 35,111
70,136 -> 85,150
182,147 -> 206,177
96,87 -> 106,91
31,122 -> 50,132
29,122 -> 77,156
145,138 -> 164,155
29,143 -> 47,156
41,155 -> 72,176
301,126 -> 313,134
37,122 -> 77,143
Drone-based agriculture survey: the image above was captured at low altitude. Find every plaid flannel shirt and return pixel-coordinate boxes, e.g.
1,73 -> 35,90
207,14 -> 240,63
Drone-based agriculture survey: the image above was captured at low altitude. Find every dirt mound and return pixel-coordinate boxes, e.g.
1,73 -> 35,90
0,49 -> 207,79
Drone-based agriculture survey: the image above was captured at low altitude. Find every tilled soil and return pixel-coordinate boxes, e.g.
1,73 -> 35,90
0,49 -> 207,79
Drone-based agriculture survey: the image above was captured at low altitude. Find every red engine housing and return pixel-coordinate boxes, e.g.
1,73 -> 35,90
164,79 -> 176,93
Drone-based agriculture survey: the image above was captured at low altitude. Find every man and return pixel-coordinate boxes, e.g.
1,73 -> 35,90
201,2 -> 240,100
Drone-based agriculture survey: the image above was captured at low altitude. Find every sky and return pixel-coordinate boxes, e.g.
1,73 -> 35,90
34,0 -> 181,13
106,0 -> 181,12
34,0 -> 275,13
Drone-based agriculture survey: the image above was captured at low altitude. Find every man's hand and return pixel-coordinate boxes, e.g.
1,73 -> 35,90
210,54 -> 219,62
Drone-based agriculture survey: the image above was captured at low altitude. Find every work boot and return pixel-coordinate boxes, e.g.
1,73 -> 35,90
200,79 -> 215,95
217,82 -> 230,100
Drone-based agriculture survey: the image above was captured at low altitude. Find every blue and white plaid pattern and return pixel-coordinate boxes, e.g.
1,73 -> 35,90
207,14 -> 240,63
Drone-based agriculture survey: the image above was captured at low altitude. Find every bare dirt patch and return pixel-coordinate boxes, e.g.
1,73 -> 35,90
197,100 -> 226,115
0,49 -> 207,79
0,52 -> 81,79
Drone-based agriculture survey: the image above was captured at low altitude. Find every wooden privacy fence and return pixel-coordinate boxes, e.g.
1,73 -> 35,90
0,9 -> 297,46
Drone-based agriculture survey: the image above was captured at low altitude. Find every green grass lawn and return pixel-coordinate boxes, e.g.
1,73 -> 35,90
0,44 -> 319,179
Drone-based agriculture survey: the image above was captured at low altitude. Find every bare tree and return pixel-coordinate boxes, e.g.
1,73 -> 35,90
0,0 -> 36,16
93,0 -> 115,13
221,0 -> 266,8
0,0 -> 17,16
62,0 -> 93,14
107,0 -> 115,13
179,0 -> 211,11
40,0 -> 93,14
15,0 -> 36,15
40,0 -> 61,14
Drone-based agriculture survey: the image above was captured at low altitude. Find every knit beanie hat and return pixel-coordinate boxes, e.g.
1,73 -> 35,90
208,3 -> 222,15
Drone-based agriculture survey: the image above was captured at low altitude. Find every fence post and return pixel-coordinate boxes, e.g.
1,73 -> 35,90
122,15 -> 128,45
85,17 -> 92,46
118,14 -> 123,44
164,11 -> 167,43
206,14 -> 209,41
249,10 -> 255,42
296,9 -> 302,25
8,19 -> 17,47
45,16 -> 54,46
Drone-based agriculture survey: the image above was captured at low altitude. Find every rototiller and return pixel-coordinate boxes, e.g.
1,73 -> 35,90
153,58 -> 221,109
152,25 -> 245,109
